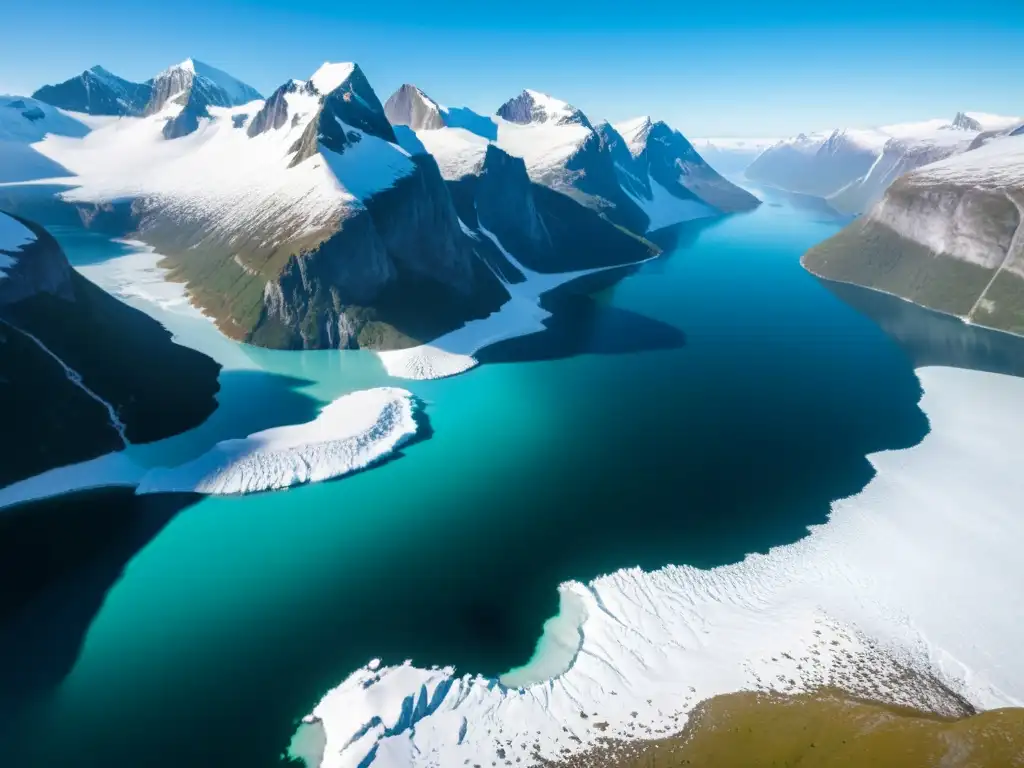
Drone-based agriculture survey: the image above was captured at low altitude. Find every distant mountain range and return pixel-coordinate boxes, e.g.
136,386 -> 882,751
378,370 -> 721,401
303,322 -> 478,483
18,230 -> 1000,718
804,128 -> 1024,337
743,112 -> 1023,214
3,58 -> 757,353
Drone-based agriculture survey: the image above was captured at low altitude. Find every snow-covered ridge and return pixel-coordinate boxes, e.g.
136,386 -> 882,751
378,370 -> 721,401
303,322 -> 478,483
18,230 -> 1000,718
27,60 -> 415,252
0,95 -> 89,142
614,115 -> 654,157
157,57 -> 263,106
747,111 -> 1023,213
294,365 -> 1024,768
907,132 -> 1024,188
309,62 -> 357,97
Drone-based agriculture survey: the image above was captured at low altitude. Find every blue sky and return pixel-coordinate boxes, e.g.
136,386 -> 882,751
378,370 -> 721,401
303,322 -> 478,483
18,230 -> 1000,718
3,0 -> 1023,137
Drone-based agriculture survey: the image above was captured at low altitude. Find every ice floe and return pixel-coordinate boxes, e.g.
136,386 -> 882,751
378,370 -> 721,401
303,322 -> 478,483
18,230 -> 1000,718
0,388 -> 418,506
293,365 -> 1024,768
138,387 -> 417,495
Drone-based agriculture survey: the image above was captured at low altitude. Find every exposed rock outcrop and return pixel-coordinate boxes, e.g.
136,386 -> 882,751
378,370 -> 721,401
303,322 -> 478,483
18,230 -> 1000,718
384,84 -> 446,131
32,66 -> 152,116
0,213 -> 220,486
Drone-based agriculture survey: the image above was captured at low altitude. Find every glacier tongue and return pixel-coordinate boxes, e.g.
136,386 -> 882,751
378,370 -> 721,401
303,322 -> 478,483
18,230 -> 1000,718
138,387 -> 418,495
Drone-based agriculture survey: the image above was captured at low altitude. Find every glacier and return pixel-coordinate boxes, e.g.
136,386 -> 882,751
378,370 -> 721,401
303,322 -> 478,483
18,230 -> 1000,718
292,365 -> 1024,768
138,387 -> 417,495
0,388 -> 419,506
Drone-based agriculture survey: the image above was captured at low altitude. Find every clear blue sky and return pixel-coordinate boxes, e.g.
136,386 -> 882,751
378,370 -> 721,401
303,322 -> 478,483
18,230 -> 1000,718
3,0 -> 1023,137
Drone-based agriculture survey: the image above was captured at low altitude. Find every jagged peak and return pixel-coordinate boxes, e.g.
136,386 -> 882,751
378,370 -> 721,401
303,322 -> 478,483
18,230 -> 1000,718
951,111 -> 982,132
384,83 -> 447,131
309,62 -> 358,96
497,89 -> 591,128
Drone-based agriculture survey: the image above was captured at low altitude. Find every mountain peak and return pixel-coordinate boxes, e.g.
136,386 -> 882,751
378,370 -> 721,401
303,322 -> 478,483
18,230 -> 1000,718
497,89 -> 591,128
384,84 -> 445,131
309,62 -> 358,96
951,111 -> 983,132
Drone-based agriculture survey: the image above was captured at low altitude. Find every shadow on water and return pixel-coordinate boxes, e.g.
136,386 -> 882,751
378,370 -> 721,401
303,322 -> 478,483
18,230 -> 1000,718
819,277 -> 1024,378
0,367 -> 329,717
125,369 -> 324,469
0,490 -> 201,724
647,215 -> 734,253
478,284 -> 687,366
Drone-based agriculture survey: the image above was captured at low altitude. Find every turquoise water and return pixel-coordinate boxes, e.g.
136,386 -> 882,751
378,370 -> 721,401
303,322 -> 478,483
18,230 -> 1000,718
0,191 -> 981,767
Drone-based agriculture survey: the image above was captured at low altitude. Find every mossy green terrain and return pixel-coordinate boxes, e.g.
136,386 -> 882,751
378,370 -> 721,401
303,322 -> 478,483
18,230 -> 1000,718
548,690 -> 1024,768
802,218 -> 995,319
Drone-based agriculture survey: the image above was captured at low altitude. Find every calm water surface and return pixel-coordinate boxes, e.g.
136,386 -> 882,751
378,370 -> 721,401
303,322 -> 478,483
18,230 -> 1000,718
7,191 -> 1018,767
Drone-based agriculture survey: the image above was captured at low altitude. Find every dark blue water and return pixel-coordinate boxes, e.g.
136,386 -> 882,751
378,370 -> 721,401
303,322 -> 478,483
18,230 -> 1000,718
6,191 -> 1015,768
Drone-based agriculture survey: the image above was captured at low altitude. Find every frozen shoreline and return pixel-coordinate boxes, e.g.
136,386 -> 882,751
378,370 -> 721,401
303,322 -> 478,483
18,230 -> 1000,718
377,223 -> 653,379
0,388 -> 419,508
294,365 -> 1024,768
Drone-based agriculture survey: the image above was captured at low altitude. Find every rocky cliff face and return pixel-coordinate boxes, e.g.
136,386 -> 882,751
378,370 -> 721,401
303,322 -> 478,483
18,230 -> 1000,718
145,59 -> 262,139
384,84 -> 446,131
0,213 -> 220,486
643,121 -> 761,213
247,80 -> 314,137
448,144 -> 657,274
252,153 -> 505,350
290,64 -> 397,165
32,66 -> 152,116
803,137 -> 1024,336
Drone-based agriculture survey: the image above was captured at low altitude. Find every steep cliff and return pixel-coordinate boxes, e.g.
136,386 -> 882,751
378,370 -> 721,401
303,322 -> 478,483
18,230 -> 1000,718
30,61 -> 510,352
803,134 -> 1024,336
0,213 -> 221,487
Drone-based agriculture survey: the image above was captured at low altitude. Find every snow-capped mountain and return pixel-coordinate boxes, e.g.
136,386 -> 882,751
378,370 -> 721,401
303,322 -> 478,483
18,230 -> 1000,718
386,84 -> 759,235
803,131 -> 1024,336
145,58 -> 263,138
146,58 -> 262,114
496,89 -> 592,128
0,95 -> 90,183
32,65 -> 152,116
21,60 -> 516,351
8,60 -> 765,355
607,116 -> 761,229
747,112 -> 1023,214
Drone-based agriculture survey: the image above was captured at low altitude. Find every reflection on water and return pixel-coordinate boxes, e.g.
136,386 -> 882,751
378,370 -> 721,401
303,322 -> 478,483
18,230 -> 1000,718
820,278 -> 1024,378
